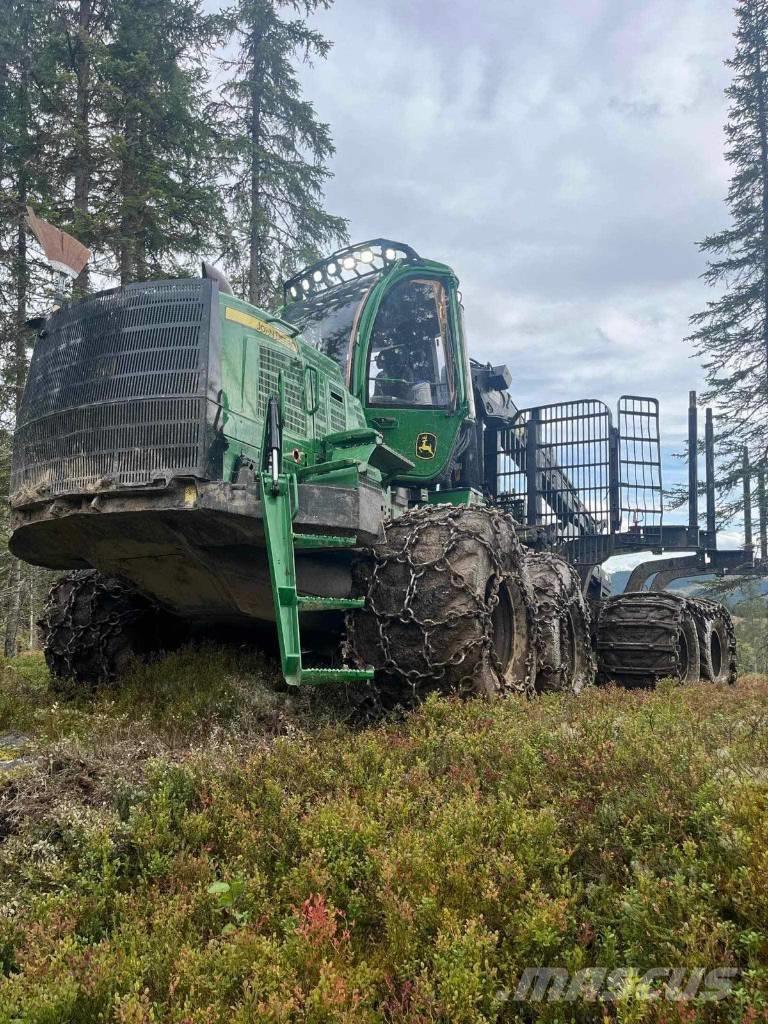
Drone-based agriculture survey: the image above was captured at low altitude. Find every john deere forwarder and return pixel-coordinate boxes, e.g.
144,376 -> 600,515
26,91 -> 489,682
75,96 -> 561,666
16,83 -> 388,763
9,237 -> 743,698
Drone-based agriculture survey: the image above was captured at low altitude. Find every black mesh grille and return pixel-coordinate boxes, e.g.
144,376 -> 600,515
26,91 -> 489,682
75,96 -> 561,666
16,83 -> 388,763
11,279 -> 213,497
257,345 -> 305,436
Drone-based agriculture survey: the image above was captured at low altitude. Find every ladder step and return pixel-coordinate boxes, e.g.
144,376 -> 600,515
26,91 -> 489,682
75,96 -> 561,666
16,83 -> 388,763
301,667 -> 375,685
297,596 -> 366,612
292,533 -> 357,550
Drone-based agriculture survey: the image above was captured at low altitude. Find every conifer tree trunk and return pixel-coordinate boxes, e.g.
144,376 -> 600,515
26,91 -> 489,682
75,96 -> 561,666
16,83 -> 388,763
753,13 -> 768,378
1,0 -> 80,654
14,202 -> 28,411
5,204 -> 28,658
119,114 -> 137,285
248,19 -> 265,305
5,63 -> 30,657
27,566 -> 38,651
4,561 -> 22,659
73,0 -> 92,295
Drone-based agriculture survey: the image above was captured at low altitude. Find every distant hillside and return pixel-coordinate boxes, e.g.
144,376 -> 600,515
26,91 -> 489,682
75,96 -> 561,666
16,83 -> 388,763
609,568 -> 768,607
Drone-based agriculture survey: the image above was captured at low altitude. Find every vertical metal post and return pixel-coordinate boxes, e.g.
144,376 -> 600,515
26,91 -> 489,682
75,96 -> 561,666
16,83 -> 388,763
705,408 -> 716,548
743,447 -> 753,554
483,422 -> 498,499
688,390 -> 698,546
609,424 -> 621,532
526,409 -> 539,527
759,468 -> 767,562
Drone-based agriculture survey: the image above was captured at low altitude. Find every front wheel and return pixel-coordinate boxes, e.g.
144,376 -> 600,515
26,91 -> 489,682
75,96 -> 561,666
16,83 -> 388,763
346,504 -> 538,702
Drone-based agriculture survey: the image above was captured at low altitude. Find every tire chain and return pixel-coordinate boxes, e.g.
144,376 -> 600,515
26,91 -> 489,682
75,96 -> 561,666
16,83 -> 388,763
345,503 -> 538,702
41,570 -> 154,685
526,551 -> 595,693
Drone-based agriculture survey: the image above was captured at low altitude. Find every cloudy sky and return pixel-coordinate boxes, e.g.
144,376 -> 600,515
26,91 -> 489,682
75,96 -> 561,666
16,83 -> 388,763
299,0 -> 738,541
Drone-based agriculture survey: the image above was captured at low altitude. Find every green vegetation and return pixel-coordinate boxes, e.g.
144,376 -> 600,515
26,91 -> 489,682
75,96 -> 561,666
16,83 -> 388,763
1,651 -> 768,1021
732,585 -> 768,675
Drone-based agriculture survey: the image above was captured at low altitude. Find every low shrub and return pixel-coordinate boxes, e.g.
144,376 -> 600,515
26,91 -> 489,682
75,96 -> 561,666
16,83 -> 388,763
1,654 -> 768,1021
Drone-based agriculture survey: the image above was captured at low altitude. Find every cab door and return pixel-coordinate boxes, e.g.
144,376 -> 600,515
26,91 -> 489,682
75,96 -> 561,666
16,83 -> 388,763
354,271 -> 467,483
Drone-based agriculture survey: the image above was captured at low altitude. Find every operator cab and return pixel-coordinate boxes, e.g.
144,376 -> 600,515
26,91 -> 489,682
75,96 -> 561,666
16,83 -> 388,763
282,239 -> 472,483
282,240 -> 418,379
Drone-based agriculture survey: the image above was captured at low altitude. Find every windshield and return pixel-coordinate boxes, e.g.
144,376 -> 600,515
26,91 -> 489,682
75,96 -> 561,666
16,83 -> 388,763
367,278 -> 453,408
285,276 -> 377,369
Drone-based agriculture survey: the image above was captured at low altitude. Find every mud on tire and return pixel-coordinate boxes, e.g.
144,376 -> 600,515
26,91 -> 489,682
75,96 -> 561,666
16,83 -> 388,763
41,570 -> 178,688
525,552 -> 595,694
596,591 -> 701,687
346,504 -> 538,701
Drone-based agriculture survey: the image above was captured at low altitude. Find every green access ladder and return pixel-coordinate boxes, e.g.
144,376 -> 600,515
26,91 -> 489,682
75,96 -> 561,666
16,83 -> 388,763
259,468 -> 374,687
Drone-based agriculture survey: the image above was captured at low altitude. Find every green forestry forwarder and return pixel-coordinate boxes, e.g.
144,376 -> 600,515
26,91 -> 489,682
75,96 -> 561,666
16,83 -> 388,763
8,218 -> 736,701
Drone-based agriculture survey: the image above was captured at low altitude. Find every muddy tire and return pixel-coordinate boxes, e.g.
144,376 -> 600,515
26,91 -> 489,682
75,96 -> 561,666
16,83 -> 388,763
596,591 -> 701,687
525,552 -> 595,694
688,598 -> 737,684
41,570 -> 178,689
346,504 -> 537,702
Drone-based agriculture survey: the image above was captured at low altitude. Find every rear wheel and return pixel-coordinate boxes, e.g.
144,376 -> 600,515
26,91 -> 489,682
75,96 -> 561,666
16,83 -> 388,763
525,552 -> 594,694
688,598 -> 737,684
596,591 -> 701,687
346,504 -> 538,703
41,570 -> 182,689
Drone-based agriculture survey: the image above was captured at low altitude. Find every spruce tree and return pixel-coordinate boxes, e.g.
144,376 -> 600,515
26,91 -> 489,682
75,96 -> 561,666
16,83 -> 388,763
218,0 -> 348,307
0,0 -> 60,654
690,0 -> 768,524
97,0 -> 225,283
51,0 -> 110,294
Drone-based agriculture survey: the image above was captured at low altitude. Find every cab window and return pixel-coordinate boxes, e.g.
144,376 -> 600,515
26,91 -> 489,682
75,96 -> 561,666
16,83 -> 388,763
367,278 -> 453,407
289,277 -> 373,374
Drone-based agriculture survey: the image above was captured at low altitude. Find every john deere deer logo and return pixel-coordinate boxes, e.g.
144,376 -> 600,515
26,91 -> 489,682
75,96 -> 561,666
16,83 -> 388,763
416,432 -> 437,460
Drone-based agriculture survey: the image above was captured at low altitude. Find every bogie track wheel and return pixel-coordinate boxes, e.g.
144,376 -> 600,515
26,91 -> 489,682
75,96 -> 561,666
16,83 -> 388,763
525,552 -> 595,694
596,591 -> 701,687
346,504 -> 537,701
41,569 -> 181,689
688,598 -> 737,684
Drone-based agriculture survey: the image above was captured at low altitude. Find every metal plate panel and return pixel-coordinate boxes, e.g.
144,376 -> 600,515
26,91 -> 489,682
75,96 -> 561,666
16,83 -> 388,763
12,279 -> 213,497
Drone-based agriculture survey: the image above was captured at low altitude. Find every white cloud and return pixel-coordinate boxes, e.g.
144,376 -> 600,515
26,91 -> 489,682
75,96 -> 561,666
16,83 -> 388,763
301,0 -> 735,455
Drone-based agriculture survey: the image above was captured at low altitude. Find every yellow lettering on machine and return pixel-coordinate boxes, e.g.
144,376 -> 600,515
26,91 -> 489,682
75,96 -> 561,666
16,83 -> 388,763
225,307 -> 298,351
